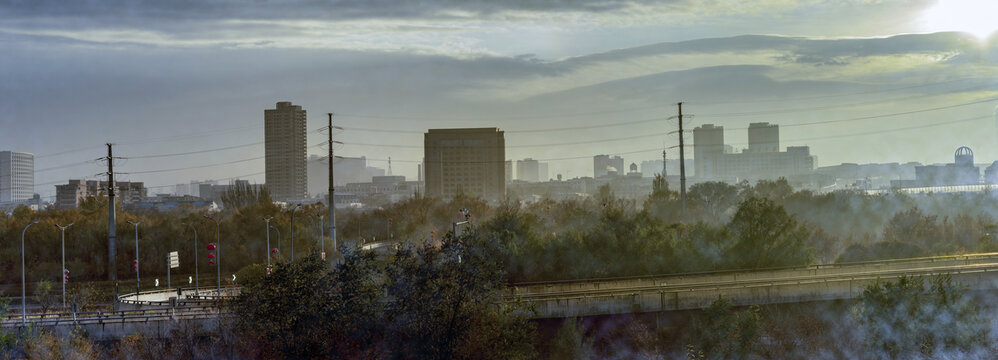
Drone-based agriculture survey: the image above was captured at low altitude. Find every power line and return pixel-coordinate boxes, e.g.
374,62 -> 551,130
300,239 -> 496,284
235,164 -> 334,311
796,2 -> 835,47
126,141 -> 264,159
335,95 -> 997,150
33,159 -> 99,173
340,132 -> 669,150
341,116 -> 670,134
331,114 -> 992,166
334,93 -> 996,139
143,171 -> 266,191
720,96 -> 998,131
122,156 -> 265,175
689,78 -> 983,106
697,93 -> 998,119
116,124 -> 259,145
35,145 -> 105,159
120,144 -> 324,175
332,78 -> 981,122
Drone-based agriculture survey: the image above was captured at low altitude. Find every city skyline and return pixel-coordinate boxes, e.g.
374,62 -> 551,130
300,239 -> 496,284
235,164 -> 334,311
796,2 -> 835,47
2,1 -> 998,201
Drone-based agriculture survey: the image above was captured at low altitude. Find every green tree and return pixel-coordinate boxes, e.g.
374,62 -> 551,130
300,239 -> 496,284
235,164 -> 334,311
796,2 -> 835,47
883,207 -> 942,252
727,197 -> 812,268
688,181 -> 739,223
688,297 -> 762,359
233,250 -> 381,358
741,178 -> 794,201
856,275 -> 989,358
383,230 -> 535,360
220,183 -> 272,209
548,318 -> 594,360
34,280 -> 58,314
644,174 -> 681,223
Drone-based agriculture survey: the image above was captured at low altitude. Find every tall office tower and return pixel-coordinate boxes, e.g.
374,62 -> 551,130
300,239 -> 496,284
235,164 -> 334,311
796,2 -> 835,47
265,101 -> 308,202
538,162 -> 549,182
693,124 -> 725,179
0,151 -> 33,204
424,128 -> 505,201
593,154 -> 624,178
747,122 -> 779,153
516,158 -> 540,182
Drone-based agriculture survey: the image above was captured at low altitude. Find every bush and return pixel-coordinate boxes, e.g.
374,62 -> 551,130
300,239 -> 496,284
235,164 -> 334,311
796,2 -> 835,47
233,263 -> 266,288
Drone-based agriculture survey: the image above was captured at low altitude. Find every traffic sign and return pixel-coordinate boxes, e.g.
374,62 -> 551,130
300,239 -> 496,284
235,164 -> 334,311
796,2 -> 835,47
169,251 -> 180,269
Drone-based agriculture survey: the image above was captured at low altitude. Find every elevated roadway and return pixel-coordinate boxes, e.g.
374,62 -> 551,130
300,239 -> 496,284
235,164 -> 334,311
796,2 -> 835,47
512,253 -> 998,318
6,253 -> 998,336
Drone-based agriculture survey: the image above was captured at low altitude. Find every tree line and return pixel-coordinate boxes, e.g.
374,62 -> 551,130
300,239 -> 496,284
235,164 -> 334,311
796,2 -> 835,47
5,176 -> 998,288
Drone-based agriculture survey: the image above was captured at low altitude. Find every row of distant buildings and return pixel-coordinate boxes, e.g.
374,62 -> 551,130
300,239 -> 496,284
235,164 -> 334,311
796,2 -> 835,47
7,100 -> 998,211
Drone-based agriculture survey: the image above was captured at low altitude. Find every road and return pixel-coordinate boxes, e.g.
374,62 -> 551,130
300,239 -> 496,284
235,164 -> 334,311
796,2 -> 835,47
5,252 -> 998,328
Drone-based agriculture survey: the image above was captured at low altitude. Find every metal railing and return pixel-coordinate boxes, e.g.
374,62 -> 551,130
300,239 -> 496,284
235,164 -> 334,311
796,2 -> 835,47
511,252 -> 998,286
1,304 -> 224,328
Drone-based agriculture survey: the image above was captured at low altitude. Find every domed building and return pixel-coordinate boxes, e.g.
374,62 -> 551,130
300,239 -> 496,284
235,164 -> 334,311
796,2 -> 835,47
911,146 -> 980,186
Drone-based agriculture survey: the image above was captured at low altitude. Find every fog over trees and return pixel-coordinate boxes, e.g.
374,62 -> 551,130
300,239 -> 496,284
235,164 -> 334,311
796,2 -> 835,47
4,178 -> 998,357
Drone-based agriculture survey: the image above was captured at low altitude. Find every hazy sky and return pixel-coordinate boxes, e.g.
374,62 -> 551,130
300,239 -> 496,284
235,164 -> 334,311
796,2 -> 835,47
2,0 -> 997,199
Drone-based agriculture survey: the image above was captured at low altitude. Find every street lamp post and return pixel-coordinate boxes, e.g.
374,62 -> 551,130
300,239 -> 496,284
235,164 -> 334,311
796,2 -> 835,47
289,203 -> 301,261
262,216 -> 273,268
203,214 -> 222,294
270,225 -> 281,260
21,221 -> 38,325
55,223 -> 74,309
181,222 -> 199,296
452,208 -> 471,236
127,220 -> 142,296
312,214 -> 324,259
452,209 -> 471,264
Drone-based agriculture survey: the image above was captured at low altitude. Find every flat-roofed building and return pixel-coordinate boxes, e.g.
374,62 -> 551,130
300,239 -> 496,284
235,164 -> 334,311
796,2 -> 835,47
265,101 -> 308,202
424,128 -> 505,201
0,151 -> 33,204
55,180 -> 146,209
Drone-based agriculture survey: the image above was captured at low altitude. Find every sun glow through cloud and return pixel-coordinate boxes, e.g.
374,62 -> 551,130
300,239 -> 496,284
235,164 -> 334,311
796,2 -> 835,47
919,0 -> 998,40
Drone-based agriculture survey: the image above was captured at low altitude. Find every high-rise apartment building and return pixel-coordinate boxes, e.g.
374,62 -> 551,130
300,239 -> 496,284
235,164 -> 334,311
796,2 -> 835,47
747,122 -> 779,153
694,123 -> 814,181
424,128 -> 505,201
593,154 -> 625,178
306,155 -> 387,197
265,101 -> 308,201
516,158 -> 540,182
0,151 -> 33,204
504,160 -> 513,183
693,124 -> 725,179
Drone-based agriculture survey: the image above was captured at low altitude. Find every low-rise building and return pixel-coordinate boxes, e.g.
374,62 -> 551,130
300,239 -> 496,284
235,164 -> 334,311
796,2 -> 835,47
55,180 -> 147,209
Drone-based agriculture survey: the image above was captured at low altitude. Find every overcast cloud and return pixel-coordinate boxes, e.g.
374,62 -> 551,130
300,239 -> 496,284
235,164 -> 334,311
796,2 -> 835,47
1,0 -> 996,199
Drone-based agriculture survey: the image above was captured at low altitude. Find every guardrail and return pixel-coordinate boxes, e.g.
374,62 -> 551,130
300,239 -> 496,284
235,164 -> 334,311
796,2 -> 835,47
517,262 -> 998,318
511,252 -> 998,286
116,287 -> 239,306
8,253 -> 998,326
1,304 -> 224,328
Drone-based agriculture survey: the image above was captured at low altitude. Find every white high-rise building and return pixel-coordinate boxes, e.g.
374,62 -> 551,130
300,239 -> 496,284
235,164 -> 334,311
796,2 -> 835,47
0,151 -> 33,204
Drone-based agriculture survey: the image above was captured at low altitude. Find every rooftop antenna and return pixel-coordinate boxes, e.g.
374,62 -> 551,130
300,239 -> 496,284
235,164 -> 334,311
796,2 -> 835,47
662,149 -> 667,178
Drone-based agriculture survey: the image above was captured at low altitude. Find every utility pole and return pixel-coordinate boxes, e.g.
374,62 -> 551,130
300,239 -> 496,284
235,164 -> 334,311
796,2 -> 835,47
328,113 -> 337,261
105,143 -> 118,283
677,102 -> 687,218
